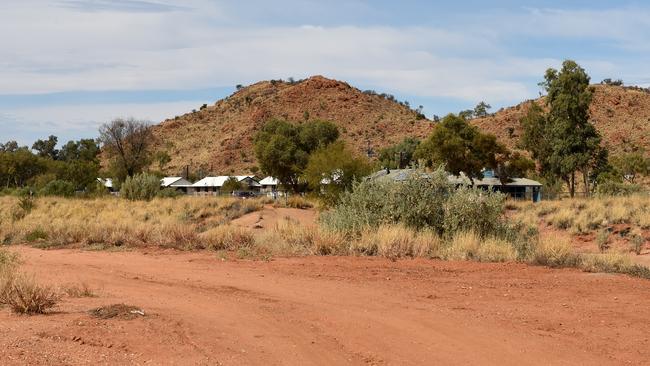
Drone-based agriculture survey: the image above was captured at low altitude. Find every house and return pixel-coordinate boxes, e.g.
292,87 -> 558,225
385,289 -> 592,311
259,176 -> 279,193
161,177 -> 194,193
191,176 -> 261,195
369,168 -> 543,202
96,178 -> 115,193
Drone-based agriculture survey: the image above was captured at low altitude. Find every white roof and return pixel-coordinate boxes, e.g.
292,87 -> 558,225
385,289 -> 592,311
259,176 -> 279,186
192,176 -> 261,187
161,177 -> 193,187
371,169 -> 542,187
97,178 -> 113,188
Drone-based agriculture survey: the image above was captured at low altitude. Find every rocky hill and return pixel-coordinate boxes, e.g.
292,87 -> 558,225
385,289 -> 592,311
152,76 -> 433,175
472,84 -> 650,156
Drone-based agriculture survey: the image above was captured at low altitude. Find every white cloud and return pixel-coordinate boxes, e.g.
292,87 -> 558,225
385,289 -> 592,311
1,0 -> 649,108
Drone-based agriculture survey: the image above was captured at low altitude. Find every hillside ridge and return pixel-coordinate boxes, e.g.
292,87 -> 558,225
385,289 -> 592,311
152,75 -> 433,175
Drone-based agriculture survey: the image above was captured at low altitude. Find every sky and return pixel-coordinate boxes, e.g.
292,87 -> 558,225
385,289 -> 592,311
1,0 -> 650,146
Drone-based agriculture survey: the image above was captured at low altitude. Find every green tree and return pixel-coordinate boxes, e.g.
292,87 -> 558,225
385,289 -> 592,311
221,177 -> 243,193
611,152 -> 649,183
378,137 -> 420,169
32,135 -> 59,160
59,139 -> 99,162
414,114 -> 505,183
473,101 -> 491,118
495,151 -> 536,184
522,60 -> 603,197
99,118 -> 154,182
304,141 -> 372,205
254,119 -> 339,192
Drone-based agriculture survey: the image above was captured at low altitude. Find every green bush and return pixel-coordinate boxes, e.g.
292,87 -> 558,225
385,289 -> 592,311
320,167 -> 507,239
120,173 -> 161,201
595,181 -> 642,196
157,187 -> 182,198
39,180 -> 75,197
443,187 -> 505,238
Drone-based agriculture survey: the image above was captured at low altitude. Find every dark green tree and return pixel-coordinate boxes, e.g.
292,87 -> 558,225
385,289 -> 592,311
473,101 -> 491,118
304,141 -> 372,205
32,135 -> 59,160
522,60 -> 604,197
378,137 -> 420,169
254,119 -> 339,192
414,114 -> 505,183
611,152 -> 649,183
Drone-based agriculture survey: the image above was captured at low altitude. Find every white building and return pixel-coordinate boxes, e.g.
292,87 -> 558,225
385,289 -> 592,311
191,176 -> 261,195
161,177 -> 194,193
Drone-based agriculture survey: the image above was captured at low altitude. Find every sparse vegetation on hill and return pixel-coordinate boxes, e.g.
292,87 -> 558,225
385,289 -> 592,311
152,76 -> 433,175
473,84 -> 650,161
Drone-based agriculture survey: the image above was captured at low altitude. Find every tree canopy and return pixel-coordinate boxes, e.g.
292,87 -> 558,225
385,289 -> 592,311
254,119 -> 339,191
414,114 -> 506,182
378,137 -> 420,169
521,60 -> 604,197
99,118 -> 154,182
303,141 -> 372,205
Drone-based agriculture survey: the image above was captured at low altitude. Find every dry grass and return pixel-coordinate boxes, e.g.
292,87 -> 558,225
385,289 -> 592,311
532,235 -> 580,268
355,226 -> 441,259
0,196 -> 264,249
0,270 -> 60,314
63,282 -> 96,298
89,304 -> 144,319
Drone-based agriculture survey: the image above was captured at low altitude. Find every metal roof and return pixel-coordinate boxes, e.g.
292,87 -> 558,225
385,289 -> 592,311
259,176 -> 279,186
369,169 -> 542,187
192,176 -> 261,187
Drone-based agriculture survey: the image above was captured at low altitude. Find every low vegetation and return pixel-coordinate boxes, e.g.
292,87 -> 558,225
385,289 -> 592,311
0,196 -> 264,249
0,249 -> 60,314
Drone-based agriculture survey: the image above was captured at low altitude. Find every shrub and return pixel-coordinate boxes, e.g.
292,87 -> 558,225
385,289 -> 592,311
596,229 -> 610,253
0,271 -> 60,314
157,188 -> 182,198
356,226 -> 440,259
0,250 -> 18,271
199,225 -> 255,251
630,234 -> 645,255
442,231 -> 481,260
475,237 -> 518,262
63,283 -> 96,298
321,167 -> 506,240
120,173 -> 161,201
443,188 -> 505,238
532,235 -> 579,267
25,228 -> 48,242
39,180 -> 75,197
595,181 -> 642,197
580,253 -> 632,274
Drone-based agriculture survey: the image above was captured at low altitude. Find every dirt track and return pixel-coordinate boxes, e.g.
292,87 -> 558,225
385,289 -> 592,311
1,247 -> 649,365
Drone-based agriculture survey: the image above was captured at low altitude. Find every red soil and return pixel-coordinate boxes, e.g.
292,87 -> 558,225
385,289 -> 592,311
230,205 -> 318,230
1,247 -> 649,365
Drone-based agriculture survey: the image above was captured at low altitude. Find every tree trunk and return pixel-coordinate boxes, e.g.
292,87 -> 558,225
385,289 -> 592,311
570,171 -> 576,198
583,169 -> 590,198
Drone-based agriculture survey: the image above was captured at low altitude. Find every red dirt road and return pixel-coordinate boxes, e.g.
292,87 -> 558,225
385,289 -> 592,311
2,247 -> 649,365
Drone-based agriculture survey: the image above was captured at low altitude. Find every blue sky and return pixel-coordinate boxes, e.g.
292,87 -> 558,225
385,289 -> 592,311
1,0 -> 650,146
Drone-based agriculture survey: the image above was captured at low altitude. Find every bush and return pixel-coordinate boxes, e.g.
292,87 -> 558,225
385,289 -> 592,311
157,188 -> 182,198
595,181 -> 642,196
39,180 -> 75,197
532,235 -> 579,267
443,188 -> 505,238
0,271 -> 60,314
120,173 -> 161,201
320,167 -> 506,240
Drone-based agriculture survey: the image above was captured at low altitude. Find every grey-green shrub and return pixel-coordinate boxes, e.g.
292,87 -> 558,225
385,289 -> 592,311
120,173 -> 160,201
321,167 -> 506,239
39,180 -> 75,197
443,187 -> 505,238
